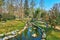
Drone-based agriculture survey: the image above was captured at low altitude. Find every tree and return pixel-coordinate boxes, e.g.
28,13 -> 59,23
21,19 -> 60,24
48,9 -> 57,28
48,3 -> 60,28
0,14 -> 2,21
0,0 -> 4,6
24,0 -> 29,17
0,0 -> 4,13
30,0 -> 35,17
40,0 -> 44,9
39,0 -> 45,19
8,4 -> 14,14
19,0 -> 24,19
31,8 -> 40,22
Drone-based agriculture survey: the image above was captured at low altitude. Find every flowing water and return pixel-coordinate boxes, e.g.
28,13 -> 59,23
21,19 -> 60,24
0,26 -> 45,40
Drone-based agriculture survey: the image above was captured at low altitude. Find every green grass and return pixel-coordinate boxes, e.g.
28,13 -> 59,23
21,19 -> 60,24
47,30 -> 60,40
0,20 -> 25,34
0,20 -> 60,40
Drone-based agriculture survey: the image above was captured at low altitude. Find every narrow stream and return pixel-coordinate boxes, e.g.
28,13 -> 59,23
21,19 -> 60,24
0,26 -> 45,40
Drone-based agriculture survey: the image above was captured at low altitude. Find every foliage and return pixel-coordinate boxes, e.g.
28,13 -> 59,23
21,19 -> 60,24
0,14 -> 2,21
40,10 -> 46,18
25,10 -> 29,17
34,20 -> 60,40
49,3 -> 60,25
0,0 -> 4,6
24,0 -> 29,17
0,13 -> 16,21
33,8 -> 40,19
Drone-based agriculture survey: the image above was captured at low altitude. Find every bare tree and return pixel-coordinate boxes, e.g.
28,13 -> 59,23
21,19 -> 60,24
24,0 -> 29,17
19,0 -> 24,19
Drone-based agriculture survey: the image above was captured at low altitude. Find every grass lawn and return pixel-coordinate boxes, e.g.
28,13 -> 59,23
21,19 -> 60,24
47,30 -> 60,40
0,20 -> 25,34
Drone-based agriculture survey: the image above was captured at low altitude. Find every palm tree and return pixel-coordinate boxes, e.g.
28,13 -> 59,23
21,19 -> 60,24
31,8 -> 40,22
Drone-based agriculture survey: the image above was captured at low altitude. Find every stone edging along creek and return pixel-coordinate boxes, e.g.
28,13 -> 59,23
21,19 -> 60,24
0,30 -> 19,40
0,24 -> 28,40
0,23 -> 46,40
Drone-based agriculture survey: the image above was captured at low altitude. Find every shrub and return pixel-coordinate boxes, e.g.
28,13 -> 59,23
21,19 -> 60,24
1,13 -> 16,21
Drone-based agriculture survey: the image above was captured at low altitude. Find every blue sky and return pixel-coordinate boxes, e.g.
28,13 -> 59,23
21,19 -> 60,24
4,0 -> 60,11
36,0 -> 60,10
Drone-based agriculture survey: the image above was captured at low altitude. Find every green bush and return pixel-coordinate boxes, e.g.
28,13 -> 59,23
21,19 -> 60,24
1,13 -> 16,21
0,14 -> 2,21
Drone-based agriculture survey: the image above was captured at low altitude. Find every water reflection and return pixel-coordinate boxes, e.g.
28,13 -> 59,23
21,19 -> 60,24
0,26 -> 43,40
20,26 -> 43,40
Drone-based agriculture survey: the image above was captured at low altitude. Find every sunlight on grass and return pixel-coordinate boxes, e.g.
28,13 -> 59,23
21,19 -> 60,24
0,20 -> 25,34
51,31 -> 60,38
47,30 -> 60,40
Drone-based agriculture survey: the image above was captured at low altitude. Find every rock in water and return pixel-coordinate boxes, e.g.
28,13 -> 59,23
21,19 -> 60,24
32,33 -> 37,37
